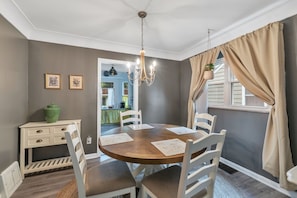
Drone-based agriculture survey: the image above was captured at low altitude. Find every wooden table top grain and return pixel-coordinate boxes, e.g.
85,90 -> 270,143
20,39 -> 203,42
98,124 -> 206,164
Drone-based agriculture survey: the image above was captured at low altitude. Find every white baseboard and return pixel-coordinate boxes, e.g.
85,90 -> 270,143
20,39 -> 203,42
85,153 -> 100,160
220,157 -> 297,197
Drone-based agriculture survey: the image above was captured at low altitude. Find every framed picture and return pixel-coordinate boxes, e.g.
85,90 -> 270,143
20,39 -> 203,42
45,73 -> 61,89
69,75 -> 83,90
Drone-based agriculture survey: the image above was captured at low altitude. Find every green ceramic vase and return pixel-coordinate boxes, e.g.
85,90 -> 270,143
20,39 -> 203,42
44,104 -> 60,123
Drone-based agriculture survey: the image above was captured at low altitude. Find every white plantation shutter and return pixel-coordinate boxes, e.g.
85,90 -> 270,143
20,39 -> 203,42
207,56 -> 265,107
207,59 -> 224,105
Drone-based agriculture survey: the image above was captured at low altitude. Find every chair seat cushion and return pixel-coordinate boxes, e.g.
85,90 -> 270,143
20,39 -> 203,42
142,165 -> 207,198
86,160 -> 136,196
142,165 -> 181,198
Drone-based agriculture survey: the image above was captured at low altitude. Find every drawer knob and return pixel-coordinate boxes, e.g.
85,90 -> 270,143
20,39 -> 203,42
36,130 -> 43,133
61,128 -> 66,131
36,139 -> 43,143
61,137 -> 65,140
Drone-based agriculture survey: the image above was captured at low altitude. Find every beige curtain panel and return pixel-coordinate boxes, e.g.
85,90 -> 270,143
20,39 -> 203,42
187,48 -> 219,128
221,22 -> 295,190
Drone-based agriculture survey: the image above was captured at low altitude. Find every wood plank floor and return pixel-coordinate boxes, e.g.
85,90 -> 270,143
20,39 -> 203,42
11,156 -> 289,198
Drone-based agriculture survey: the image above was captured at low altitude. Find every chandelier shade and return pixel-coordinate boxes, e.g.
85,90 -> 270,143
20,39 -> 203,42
127,11 -> 156,86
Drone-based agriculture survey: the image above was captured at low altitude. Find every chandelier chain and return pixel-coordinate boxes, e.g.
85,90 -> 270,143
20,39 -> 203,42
141,15 -> 144,50
207,29 -> 211,50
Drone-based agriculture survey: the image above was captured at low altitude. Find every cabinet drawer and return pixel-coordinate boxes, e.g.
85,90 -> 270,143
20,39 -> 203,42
26,128 -> 50,136
53,135 -> 66,144
53,125 -> 68,134
26,137 -> 51,148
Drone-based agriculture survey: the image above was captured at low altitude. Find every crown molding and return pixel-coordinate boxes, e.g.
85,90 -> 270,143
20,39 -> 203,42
0,0 -> 33,37
1,0 -> 297,61
179,0 -> 297,60
28,28 -> 181,60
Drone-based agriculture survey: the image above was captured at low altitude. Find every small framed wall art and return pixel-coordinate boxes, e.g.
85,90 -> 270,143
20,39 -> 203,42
44,73 -> 61,89
69,75 -> 83,90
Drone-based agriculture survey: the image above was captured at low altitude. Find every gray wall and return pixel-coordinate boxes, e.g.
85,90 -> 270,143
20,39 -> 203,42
180,59 -> 191,126
208,108 -> 276,180
283,15 -> 297,165
28,41 -> 181,156
139,58 -> 181,125
0,16 -> 28,171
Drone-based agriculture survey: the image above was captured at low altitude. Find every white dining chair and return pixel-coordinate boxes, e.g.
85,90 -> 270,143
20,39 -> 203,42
119,109 -> 147,181
192,113 -> 217,134
141,129 -> 227,198
64,124 -> 136,198
120,110 -> 142,127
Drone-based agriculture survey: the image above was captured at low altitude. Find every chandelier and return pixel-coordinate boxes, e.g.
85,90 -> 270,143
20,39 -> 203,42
127,11 -> 156,86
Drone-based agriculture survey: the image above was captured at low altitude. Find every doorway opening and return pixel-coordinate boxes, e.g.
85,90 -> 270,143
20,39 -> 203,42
97,58 -> 138,154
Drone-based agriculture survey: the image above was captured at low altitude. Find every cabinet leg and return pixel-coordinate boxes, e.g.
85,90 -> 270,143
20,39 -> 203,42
20,148 -> 25,179
28,148 -> 32,164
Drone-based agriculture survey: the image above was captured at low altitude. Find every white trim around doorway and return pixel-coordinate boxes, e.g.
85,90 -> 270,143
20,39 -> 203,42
97,58 -> 139,155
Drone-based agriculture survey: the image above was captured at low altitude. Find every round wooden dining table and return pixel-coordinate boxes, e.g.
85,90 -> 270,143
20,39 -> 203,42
98,123 -> 207,165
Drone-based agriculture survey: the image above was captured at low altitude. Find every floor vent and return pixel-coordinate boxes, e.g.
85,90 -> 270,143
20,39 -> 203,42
0,161 -> 22,198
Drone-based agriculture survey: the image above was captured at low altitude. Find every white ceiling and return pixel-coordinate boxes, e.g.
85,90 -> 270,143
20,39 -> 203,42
2,0 -> 295,60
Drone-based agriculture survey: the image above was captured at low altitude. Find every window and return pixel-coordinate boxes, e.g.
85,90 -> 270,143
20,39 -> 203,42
207,54 -> 267,109
122,82 -> 129,96
229,72 -> 265,107
122,82 -> 129,108
101,82 -> 114,108
207,58 -> 225,106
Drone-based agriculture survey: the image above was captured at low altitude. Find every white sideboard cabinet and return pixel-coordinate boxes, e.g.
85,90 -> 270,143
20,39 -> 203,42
19,119 -> 81,178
